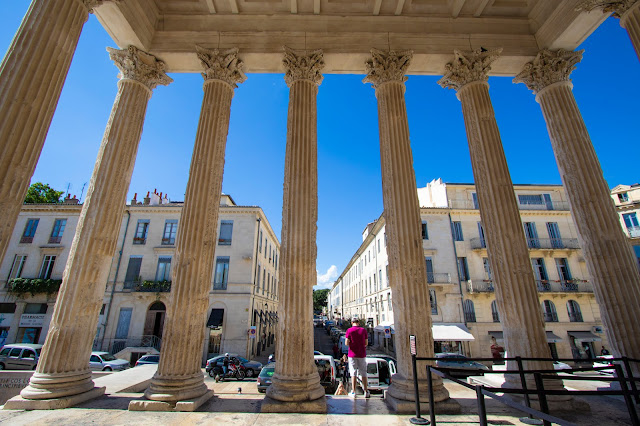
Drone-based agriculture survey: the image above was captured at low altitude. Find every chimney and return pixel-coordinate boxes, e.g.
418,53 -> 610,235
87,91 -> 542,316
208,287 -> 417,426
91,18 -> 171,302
131,192 -> 138,205
63,194 -> 79,205
143,191 -> 150,205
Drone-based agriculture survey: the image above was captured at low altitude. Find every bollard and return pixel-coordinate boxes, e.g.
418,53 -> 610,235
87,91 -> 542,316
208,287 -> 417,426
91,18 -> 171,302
476,385 -> 488,426
409,352 -> 429,425
518,356 -> 542,425
533,372 -> 551,426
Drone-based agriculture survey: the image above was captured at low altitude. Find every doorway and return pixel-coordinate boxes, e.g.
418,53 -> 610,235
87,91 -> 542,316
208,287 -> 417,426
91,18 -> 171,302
143,302 -> 166,350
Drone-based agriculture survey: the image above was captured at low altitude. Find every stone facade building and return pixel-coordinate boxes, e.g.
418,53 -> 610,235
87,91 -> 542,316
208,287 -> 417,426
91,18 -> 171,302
330,179 -> 607,361
611,183 -> 640,267
0,193 -> 279,366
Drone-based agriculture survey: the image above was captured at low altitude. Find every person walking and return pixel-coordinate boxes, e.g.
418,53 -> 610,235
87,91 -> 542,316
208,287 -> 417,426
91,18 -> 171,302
345,318 -> 369,398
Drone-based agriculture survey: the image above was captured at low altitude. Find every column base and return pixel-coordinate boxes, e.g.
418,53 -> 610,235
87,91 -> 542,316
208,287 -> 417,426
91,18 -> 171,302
3,386 -> 105,410
144,372 -> 209,402
384,392 -> 461,414
265,371 -> 326,402
128,389 -> 214,412
261,395 -> 327,413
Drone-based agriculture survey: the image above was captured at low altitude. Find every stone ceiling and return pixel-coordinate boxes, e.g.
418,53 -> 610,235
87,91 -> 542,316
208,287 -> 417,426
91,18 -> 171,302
94,0 -> 608,75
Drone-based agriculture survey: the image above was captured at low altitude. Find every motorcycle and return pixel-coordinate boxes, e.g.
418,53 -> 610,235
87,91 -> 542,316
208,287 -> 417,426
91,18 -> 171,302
208,358 -> 246,381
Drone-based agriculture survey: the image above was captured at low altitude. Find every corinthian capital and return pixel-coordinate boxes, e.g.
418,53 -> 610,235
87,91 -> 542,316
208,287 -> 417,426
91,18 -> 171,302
363,48 -> 412,88
577,0 -> 639,18
196,46 -> 247,88
82,0 -> 120,14
513,49 -> 583,94
282,47 -> 324,87
437,48 -> 502,91
107,46 -> 173,90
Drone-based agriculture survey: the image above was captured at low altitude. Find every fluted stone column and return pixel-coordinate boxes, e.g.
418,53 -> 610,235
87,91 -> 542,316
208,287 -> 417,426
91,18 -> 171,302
263,47 -> 326,413
515,48 -> 640,370
3,46 -> 171,411
0,0 -> 114,268
364,49 -> 453,413
578,0 -> 640,61
438,50 -> 554,388
131,47 -> 246,412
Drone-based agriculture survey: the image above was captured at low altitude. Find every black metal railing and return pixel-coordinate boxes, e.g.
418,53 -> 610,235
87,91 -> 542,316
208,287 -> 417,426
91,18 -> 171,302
104,335 -> 162,354
408,352 -> 640,426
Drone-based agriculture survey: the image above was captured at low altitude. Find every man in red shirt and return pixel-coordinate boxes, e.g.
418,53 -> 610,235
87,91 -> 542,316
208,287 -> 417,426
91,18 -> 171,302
345,318 -> 369,398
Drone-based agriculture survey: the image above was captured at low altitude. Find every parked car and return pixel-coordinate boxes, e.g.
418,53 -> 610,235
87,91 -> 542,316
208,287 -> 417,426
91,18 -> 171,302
314,354 -> 337,393
135,354 -> 160,366
0,343 -> 43,370
314,351 -> 324,356
593,355 -> 615,374
257,362 -> 275,393
553,361 -> 571,370
90,351 -> 130,371
356,357 -> 395,392
435,353 -> 489,378
367,353 -> 398,374
206,354 -> 263,377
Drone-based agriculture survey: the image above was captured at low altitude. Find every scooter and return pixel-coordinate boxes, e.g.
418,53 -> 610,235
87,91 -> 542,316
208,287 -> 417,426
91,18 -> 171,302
210,359 -> 246,381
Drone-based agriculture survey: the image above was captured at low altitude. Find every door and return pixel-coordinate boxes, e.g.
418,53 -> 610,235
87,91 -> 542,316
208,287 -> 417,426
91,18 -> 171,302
115,307 -> 133,345
543,194 -> 553,210
546,222 -> 562,248
89,354 -> 103,370
7,347 -> 23,369
524,222 -> 539,248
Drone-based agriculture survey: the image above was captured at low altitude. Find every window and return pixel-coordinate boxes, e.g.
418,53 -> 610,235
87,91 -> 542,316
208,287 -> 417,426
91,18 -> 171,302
472,192 -> 479,209
523,222 -> 539,248
155,257 -> 171,282
482,258 -> 492,280
377,239 -> 380,253
463,299 -> 476,322
264,238 -> 267,258
567,300 -> 583,322
452,221 -> 463,241
214,257 -> 230,290
623,213 -> 639,229
256,264 -> 261,291
39,255 -> 56,279
262,268 -> 266,293
124,256 -> 142,288
259,230 -> 263,252
555,258 -> 572,282
518,194 -> 544,206
425,257 -> 434,283
531,258 -> 549,290
387,293 -> 392,310
542,300 -> 558,322
429,290 -> 437,314
0,303 -> 16,314
546,222 -> 563,248
21,219 -> 39,243
379,269 -> 383,288
618,192 -> 629,203
457,257 -> 469,281
8,255 -> 27,280
477,222 -> 486,248
421,221 -> 429,240
491,300 -> 500,322
218,220 -> 233,245
162,220 -> 178,245
49,219 -> 67,244
24,303 -> 47,314
134,220 -> 149,244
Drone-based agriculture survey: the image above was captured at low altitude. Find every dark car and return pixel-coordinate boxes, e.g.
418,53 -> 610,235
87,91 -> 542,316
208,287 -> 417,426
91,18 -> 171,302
435,353 -> 489,378
206,354 -> 263,377
257,362 -> 275,392
135,354 -> 160,366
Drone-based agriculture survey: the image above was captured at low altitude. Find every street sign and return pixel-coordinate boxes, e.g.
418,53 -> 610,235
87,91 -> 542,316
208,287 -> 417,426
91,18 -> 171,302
248,326 -> 257,339
410,334 -> 416,355
384,326 -> 391,339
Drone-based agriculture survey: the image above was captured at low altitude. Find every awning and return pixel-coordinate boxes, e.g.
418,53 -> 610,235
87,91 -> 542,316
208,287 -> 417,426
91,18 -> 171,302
488,331 -> 563,343
568,331 -> 602,342
432,324 -> 475,341
207,308 -> 224,328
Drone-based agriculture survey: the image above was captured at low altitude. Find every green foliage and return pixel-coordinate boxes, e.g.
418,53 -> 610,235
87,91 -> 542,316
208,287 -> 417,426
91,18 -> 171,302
313,288 -> 330,312
24,182 -> 64,204
140,280 -> 171,292
7,278 -> 62,297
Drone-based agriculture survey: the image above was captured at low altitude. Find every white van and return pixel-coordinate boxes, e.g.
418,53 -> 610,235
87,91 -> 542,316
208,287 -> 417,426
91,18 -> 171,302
357,357 -> 396,391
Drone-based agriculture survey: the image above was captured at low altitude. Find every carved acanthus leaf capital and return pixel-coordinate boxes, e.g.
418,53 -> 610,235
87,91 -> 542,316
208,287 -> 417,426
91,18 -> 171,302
437,48 -> 502,91
82,0 -> 121,14
576,0 -> 639,18
196,46 -> 247,88
513,49 -> 583,94
363,48 -> 412,88
282,47 -> 325,87
107,46 -> 173,90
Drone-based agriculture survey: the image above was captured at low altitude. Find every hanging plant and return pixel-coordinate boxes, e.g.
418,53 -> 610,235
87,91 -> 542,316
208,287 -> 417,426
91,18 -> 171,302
7,278 -> 62,297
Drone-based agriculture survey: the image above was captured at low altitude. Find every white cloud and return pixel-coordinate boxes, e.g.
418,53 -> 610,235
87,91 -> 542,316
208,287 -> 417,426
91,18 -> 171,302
315,265 -> 338,290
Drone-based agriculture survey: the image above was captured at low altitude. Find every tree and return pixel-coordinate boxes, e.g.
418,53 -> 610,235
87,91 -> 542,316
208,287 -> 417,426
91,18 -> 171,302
24,182 -> 64,204
313,288 -> 330,313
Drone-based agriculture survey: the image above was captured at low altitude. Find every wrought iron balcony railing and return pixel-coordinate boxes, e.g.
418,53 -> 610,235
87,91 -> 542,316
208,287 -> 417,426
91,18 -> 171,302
447,200 -> 570,211
426,272 -> 452,284
466,280 -> 494,293
535,280 -> 592,293
471,237 -> 580,250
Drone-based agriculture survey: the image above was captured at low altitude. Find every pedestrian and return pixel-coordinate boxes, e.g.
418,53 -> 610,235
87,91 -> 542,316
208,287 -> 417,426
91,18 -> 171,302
333,342 -> 339,359
223,353 -> 230,377
600,346 -> 610,356
345,318 -> 369,398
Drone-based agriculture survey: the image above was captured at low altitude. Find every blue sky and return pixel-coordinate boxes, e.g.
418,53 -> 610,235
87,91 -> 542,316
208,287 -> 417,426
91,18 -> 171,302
1,3 -> 639,289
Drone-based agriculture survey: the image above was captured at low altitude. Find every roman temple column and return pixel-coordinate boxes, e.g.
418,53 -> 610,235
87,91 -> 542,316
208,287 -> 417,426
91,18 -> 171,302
364,48 -> 453,412
438,49 -> 555,387
515,48 -> 640,369
0,0 -> 115,274
263,47 -> 326,413
132,47 -> 246,412
578,0 -> 640,61
4,45 -> 172,410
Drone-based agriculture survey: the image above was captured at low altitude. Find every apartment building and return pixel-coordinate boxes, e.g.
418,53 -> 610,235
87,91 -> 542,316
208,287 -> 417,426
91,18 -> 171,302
329,179 -> 607,361
611,183 -> 640,267
0,191 -> 279,366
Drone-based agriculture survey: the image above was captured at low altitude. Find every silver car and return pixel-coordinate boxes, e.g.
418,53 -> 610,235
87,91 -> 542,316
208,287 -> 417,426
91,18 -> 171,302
90,351 -> 130,371
0,343 -> 43,370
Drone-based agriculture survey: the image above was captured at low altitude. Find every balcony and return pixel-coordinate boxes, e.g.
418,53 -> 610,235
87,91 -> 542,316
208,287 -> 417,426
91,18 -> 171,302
518,201 -> 570,211
161,237 -> 175,245
20,236 -> 33,244
626,226 -> 640,238
466,280 -> 494,293
133,280 -> 171,292
526,238 -> 579,250
470,238 -> 487,249
535,280 -> 593,293
48,236 -> 62,244
427,272 -> 452,285
133,237 -> 147,245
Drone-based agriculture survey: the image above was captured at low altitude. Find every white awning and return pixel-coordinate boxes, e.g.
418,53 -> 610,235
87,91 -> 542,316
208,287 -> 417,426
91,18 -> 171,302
432,323 -> 475,341
489,331 -> 563,343
568,331 -> 602,342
